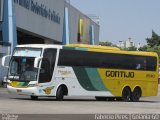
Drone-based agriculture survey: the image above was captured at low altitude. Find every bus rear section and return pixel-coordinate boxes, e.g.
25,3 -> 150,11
56,44 -> 159,101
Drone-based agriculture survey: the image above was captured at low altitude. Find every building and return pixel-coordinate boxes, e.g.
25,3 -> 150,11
118,38 -> 135,49
0,0 -> 100,81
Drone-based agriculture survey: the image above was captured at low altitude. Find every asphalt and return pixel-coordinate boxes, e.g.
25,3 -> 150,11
0,86 -> 160,120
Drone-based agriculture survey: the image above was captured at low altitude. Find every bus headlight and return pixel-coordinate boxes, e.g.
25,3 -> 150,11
28,84 -> 38,87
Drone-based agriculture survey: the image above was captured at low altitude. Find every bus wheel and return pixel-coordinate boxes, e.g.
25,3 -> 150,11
95,97 -> 106,101
122,87 -> 131,102
56,86 -> 64,101
131,87 -> 141,102
31,96 -> 38,100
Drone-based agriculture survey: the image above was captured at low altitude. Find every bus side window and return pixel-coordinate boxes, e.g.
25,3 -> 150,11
136,64 -> 141,70
41,59 -> 50,73
39,48 -> 57,83
39,59 -> 51,83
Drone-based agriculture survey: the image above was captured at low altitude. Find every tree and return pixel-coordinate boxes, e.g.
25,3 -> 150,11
99,41 -> 117,47
125,46 -> 137,51
138,45 -> 148,51
139,31 -> 160,51
139,31 -> 160,61
99,41 -> 112,46
146,30 -> 160,47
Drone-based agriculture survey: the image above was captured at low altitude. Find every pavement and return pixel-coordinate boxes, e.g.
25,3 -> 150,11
0,85 -> 160,120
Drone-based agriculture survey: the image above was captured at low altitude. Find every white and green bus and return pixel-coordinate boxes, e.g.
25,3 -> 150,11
2,44 -> 159,101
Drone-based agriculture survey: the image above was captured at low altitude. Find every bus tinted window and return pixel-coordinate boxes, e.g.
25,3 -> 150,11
39,48 -> 57,83
58,49 -> 157,71
146,57 -> 157,71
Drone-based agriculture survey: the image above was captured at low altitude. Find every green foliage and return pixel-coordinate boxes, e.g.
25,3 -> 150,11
99,41 -> 114,46
123,46 -> 137,51
139,31 -> 160,51
146,30 -> 160,47
138,45 -> 148,51
147,46 -> 160,52
139,31 -> 160,61
99,41 -> 137,51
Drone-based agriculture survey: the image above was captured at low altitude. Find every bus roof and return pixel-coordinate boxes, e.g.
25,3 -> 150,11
16,44 -> 158,57
16,44 -> 62,49
65,44 -> 120,51
65,44 -> 158,57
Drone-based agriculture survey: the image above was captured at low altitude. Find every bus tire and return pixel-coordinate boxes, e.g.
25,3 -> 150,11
56,86 -> 64,101
31,96 -> 38,100
131,87 -> 141,102
122,87 -> 131,102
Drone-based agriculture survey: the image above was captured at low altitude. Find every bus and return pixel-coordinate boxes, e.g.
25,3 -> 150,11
2,44 -> 159,102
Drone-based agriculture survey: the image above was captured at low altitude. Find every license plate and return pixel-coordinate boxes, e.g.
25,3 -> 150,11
16,89 -> 22,93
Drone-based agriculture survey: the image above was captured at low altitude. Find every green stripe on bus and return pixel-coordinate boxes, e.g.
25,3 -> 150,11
73,67 -> 98,91
74,48 -> 88,51
63,46 -> 88,51
63,46 -> 76,50
85,68 -> 108,91
19,82 -> 29,87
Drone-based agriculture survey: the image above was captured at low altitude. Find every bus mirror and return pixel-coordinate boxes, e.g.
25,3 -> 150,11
2,55 -> 11,68
34,57 -> 42,68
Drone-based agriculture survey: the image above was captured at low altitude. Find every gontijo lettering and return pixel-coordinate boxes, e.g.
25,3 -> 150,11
106,71 -> 135,78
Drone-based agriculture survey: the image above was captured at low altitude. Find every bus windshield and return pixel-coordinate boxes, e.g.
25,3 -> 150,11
8,48 -> 42,81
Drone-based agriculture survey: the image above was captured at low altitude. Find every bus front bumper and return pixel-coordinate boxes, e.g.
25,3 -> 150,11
7,85 -> 39,96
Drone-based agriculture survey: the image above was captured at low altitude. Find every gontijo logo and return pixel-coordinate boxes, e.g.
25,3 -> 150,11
106,70 -> 135,78
43,87 -> 54,95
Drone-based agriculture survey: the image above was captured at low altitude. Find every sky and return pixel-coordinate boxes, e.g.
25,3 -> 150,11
70,0 -> 160,46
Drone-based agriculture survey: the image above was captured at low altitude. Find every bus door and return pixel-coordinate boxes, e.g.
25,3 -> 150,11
38,48 -> 57,85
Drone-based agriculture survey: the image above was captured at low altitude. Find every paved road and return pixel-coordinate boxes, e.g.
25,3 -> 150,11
0,86 -> 160,115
